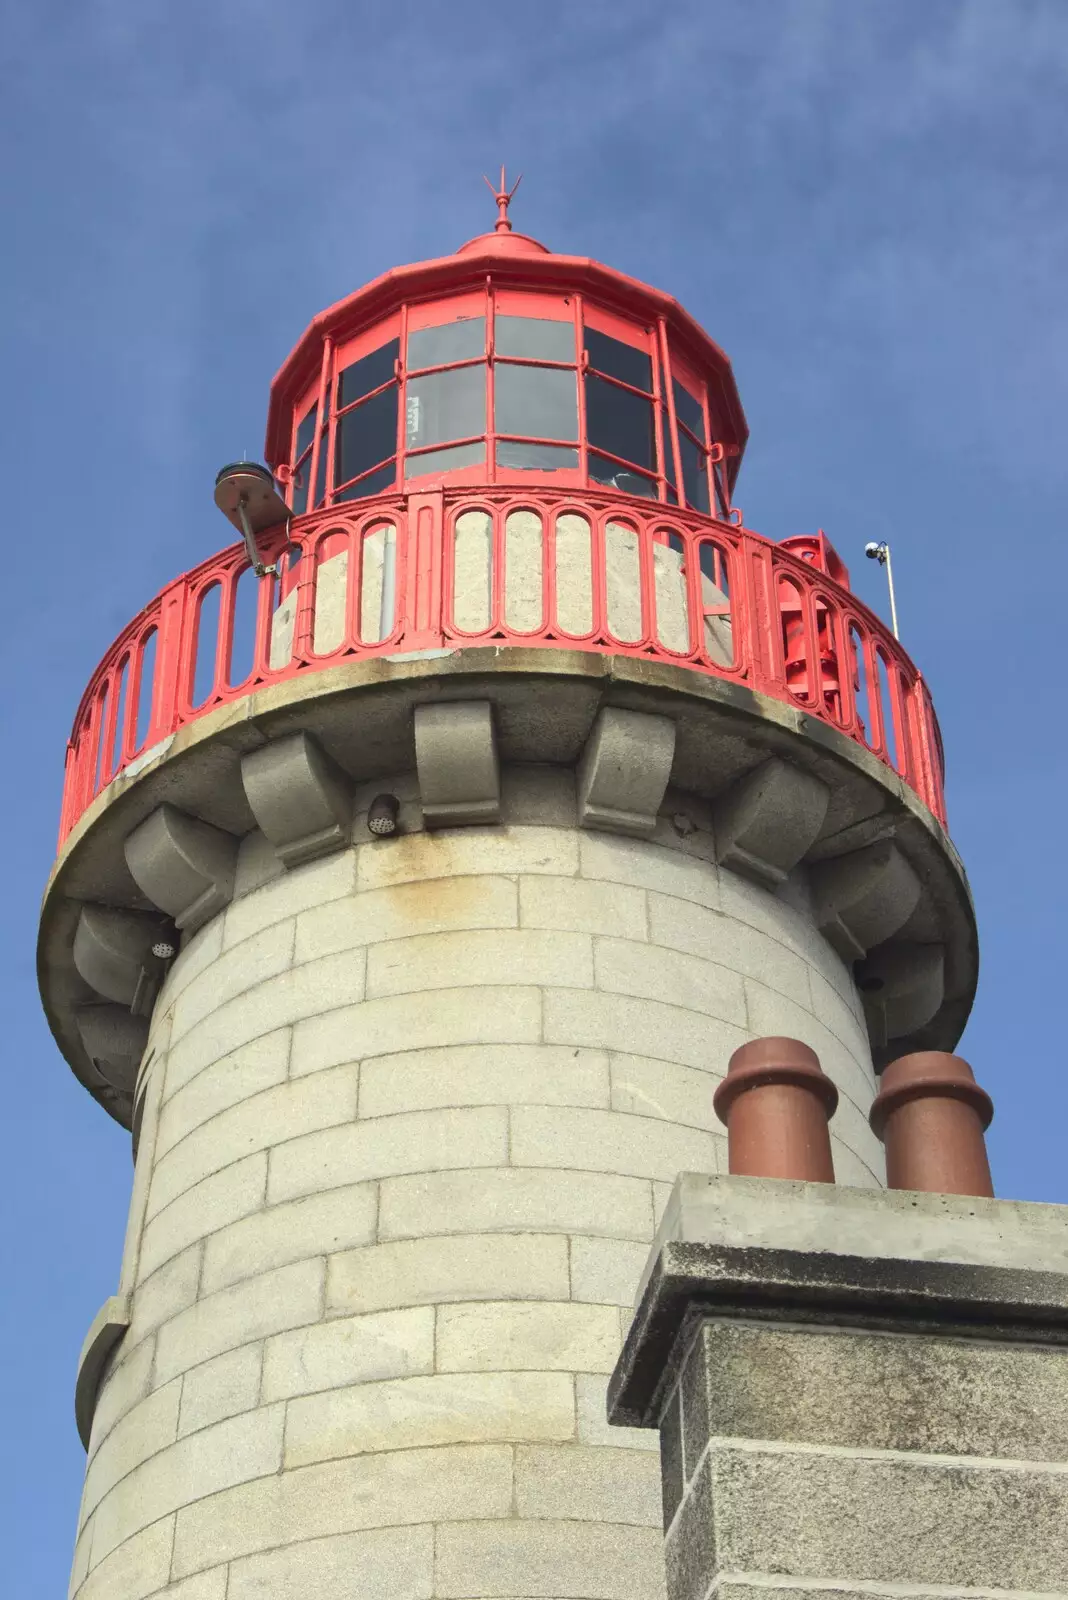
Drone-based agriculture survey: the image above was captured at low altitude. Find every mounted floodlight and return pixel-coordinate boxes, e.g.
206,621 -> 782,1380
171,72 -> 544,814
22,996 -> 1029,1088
367,794 -> 400,836
214,462 -> 291,577
864,539 -> 899,639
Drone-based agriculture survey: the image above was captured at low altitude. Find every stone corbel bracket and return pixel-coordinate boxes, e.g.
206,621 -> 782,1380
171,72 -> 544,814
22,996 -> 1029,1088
72,905 -> 171,1016
810,838 -> 922,962
712,756 -> 830,887
241,730 -> 354,868
415,701 -> 501,828
577,706 -> 676,837
75,1005 -> 150,1098
856,940 -> 946,1049
75,1293 -> 131,1450
124,803 -> 238,934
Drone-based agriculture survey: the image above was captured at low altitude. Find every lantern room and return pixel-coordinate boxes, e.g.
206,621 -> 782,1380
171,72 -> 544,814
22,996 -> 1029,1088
264,197 -> 748,518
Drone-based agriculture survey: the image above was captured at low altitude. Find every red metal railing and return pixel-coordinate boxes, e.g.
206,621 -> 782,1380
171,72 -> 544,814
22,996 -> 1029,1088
58,488 -> 946,844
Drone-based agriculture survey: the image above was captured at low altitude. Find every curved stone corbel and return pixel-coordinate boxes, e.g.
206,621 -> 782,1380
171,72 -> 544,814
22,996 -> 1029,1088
856,941 -> 946,1049
577,706 -> 675,837
124,803 -> 237,933
241,730 -> 353,868
72,906 -> 170,1014
415,701 -> 501,828
76,1005 -> 150,1096
712,757 -> 830,887
810,839 -> 922,961
75,1293 -> 130,1450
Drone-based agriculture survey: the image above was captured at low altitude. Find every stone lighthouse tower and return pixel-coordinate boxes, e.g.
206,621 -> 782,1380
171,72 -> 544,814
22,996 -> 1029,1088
41,184 -> 975,1600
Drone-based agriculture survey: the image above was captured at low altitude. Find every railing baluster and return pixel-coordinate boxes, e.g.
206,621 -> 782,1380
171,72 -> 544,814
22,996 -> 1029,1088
55,495 -> 949,843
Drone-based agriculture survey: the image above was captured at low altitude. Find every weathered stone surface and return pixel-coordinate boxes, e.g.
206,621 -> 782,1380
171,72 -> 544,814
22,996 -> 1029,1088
378,1167 -> 655,1243
577,706 -> 676,837
434,1518 -> 667,1600
684,1318 -> 1068,1462
515,1442 -> 663,1526
200,1179 -> 375,1294
435,1300 -> 621,1374
124,804 -> 237,935
612,1174 -> 1068,1600
414,700 -> 500,826
76,1006 -> 150,1096
811,839 -> 921,960
154,1260 -> 324,1384
240,730 -> 353,868
711,1444 -> 1068,1591
327,1233 -> 570,1315
75,1293 -> 131,1449
712,757 -> 829,887
73,905 -> 167,1010
284,1369 -> 575,1464
857,938 -> 945,1047
262,1307 -> 435,1400
226,1525 -> 433,1600
171,1444 -> 514,1575
359,1043 -> 611,1117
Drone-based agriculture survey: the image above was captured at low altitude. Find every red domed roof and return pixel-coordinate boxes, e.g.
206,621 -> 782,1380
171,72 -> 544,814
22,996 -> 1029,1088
263,181 -> 747,473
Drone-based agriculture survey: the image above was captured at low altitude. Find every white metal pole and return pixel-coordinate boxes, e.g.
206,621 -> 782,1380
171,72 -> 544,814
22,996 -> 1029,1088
883,544 -> 900,640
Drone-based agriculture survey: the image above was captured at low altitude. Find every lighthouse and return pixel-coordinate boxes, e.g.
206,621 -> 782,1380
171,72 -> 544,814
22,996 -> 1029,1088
42,184 -> 976,1600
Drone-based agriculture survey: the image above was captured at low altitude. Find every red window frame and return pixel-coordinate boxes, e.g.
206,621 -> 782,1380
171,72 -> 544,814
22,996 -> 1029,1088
285,284 -> 734,517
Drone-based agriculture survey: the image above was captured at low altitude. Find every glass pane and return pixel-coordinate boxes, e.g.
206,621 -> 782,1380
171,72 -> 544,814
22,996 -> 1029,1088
336,460 -> 397,501
588,452 -> 657,498
495,364 -> 577,441
585,374 -> 655,471
497,442 -> 577,471
405,441 -> 485,478
661,407 -> 677,491
291,450 -> 313,514
554,513 -> 593,635
407,365 -> 485,450
452,509 -> 493,632
678,431 -> 710,513
335,386 -> 398,485
584,326 -> 652,391
407,317 -> 485,370
714,462 -> 730,519
505,509 -> 544,632
673,378 -> 705,440
337,339 -> 399,408
495,315 -> 574,362
295,404 -> 317,461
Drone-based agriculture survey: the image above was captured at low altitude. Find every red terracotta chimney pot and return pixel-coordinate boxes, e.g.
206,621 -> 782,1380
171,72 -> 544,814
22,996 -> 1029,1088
870,1050 -> 994,1198
713,1036 -> 838,1184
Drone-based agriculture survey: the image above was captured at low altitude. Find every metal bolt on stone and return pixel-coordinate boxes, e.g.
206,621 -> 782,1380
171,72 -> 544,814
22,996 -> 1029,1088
713,1036 -> 839,1183
870,1050 -> 994,1197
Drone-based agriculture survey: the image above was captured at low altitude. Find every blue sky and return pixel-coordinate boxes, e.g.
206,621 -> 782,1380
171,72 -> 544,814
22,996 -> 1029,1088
3,2 -> 1067,1591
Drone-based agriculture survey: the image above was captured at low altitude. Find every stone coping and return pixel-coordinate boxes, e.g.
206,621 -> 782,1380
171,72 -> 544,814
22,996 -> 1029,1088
608,1174 -> 1068,1428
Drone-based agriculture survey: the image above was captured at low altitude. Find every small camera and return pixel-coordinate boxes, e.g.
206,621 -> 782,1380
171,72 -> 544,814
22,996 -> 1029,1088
864,541 -> 883,560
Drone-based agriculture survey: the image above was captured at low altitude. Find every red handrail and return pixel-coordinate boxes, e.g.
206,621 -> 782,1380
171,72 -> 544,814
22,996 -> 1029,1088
57,488 -> 947,844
